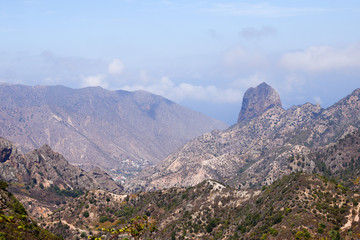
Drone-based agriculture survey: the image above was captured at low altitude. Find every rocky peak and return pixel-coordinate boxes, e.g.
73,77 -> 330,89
237,82 -> 282,123
0,138 -> 123,193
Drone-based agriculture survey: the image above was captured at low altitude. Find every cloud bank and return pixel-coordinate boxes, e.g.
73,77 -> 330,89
281,44 -> 360,72
122,76 -> 243,103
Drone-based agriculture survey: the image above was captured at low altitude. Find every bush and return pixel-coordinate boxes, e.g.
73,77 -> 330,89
0,180 -> 8,189
83,211 -> 89,218
294,228 -> 311,240
205,219 -> 217,233
13,201 -> 27,215
268,227 -> 278,237
99,216 -> 109,223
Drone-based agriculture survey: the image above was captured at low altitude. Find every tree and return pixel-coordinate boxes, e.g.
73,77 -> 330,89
90,215 -> 157,240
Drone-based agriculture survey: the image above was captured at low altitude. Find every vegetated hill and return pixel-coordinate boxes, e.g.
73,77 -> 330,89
0,180 -> 61,240
128,82 -> 360,191
0,83 -> 227,175
310,129 -> 360,190
0,137 -> 123,194
35,173 -> 360,240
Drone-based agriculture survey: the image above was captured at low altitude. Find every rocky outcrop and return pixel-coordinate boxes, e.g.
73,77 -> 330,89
127,84 -> 360,191
237,82 -> 282,123
89,167 -> 123,194
0,138 -> 123,193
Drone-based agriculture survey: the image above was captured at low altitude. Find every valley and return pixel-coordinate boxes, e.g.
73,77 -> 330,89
0,82 -> 360,239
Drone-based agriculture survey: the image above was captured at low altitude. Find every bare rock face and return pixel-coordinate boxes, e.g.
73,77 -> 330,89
89,167 -> 123,194
0,138 -> 123,193
237,82 -> 282,123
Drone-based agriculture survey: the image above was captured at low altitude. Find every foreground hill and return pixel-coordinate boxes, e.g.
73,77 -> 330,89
128,83 -> 360,191
0,83 -> 227,174
38,173 -> 360,240
0,180 -> 60,240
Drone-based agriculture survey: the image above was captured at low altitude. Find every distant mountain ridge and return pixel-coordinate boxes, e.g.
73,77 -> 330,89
0,83 -> 227,175
128,82 -> 360,191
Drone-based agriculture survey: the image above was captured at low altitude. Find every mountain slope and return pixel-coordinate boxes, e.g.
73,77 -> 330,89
0,83 -> 227,174
0,137 -> 123,194
42,173 -> 360,240
0,180 -> 61,240
129,83 -> 360,191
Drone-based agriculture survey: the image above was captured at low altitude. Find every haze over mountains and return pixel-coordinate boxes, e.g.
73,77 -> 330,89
0,83 -> 227,176
129,82 -> 360,191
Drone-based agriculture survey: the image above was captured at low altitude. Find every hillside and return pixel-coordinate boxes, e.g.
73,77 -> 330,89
38,172 -> 360,240
127,83 -> 360,191
0,83 -> 227,176
0,180 -> 61,240
0,137 -> 123,194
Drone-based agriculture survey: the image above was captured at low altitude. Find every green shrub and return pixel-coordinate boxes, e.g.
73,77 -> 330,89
205,219 -> 217,233
83,211 -> 89,218
0,180 -> 8,189
13,201 -> 27,215
99,216 -> 109,223
268,227 -> 278,237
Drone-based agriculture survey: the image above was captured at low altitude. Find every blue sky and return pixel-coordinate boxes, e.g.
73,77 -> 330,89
1,0 -> 360,124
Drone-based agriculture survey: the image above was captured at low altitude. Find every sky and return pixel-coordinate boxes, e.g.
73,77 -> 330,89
1,0 -> 360,125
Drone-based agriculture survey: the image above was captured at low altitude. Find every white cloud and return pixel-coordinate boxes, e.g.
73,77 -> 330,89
280,45 -> 360,72
108,59 -> 124,75
122,76 -> 242,103
81,74 -> 108,88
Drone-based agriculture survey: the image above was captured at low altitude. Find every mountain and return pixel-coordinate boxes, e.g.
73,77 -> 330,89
0,83 -> 227,175
0,137 -> 123,194
128,83 -> 360,191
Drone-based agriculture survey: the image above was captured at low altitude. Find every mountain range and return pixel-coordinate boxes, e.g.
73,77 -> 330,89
3,127 -> 360,239
0,83 -> 227,177
128,82 -> 360,191
1,82 -> 360,239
